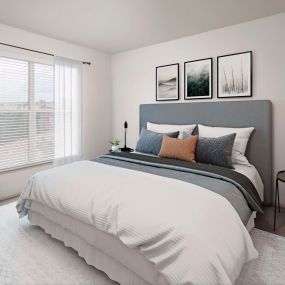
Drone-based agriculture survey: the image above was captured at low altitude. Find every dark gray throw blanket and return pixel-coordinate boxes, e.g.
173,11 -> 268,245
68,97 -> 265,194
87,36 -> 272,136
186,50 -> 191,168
96,152 -> 262,225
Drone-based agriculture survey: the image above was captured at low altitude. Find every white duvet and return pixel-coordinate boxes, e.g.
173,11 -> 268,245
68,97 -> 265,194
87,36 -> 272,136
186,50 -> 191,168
17,160 -> 258,285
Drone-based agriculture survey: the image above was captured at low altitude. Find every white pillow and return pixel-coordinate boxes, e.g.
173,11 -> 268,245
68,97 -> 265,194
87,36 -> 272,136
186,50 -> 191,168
198,124 -> 254,166
147,122 -> 196,139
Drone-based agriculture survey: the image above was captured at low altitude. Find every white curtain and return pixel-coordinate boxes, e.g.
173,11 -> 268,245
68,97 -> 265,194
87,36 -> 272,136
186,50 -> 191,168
54,57 -> 82,167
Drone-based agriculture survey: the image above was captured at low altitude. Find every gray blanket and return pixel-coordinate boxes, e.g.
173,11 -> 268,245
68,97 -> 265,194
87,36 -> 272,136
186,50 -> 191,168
96,152 -> 262,225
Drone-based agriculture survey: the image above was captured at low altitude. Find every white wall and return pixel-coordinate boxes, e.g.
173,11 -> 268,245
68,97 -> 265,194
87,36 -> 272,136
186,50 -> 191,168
111,13 -> 285,205
0,24 -> 112,200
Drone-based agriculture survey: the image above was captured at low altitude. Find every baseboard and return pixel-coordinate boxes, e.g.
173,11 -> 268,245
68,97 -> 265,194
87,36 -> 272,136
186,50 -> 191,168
0,194 -> 19,205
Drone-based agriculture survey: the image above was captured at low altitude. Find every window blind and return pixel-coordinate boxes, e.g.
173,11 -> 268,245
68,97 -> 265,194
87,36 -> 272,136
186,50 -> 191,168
0,56 -> 54,171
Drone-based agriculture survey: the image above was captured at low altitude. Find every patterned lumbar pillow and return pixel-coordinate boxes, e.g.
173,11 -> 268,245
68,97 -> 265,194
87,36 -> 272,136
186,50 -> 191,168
135,128 -> 179,155
159,135 -> 198,162
195,133 -> 236,169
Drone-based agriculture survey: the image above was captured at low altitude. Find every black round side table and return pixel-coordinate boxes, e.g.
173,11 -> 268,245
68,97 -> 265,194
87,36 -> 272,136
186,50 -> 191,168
274,171 -> 284,230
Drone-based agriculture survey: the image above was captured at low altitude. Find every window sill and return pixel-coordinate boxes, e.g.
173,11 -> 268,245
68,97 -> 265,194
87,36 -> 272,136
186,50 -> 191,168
0,160 -> 53,174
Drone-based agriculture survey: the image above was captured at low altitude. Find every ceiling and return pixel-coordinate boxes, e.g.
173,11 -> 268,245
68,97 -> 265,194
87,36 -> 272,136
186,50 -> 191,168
0,0 -> 284,54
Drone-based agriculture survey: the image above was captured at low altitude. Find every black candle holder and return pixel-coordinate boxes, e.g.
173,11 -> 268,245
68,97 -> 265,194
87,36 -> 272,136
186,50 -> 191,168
120,121 -> 134,152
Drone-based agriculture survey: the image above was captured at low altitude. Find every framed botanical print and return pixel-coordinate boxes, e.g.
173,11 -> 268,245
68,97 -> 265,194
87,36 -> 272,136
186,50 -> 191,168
184,58 -> 212,100
156,63 -> 179,101
217,51 -> 252,98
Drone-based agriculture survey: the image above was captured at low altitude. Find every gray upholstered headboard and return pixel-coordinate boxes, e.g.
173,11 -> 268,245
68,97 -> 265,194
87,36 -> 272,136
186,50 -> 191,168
139,100 -> 272,205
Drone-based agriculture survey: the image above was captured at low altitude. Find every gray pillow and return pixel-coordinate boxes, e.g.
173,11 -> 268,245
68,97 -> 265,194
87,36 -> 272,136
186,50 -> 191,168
135,128 -> 179,155
195,133 -> 236,169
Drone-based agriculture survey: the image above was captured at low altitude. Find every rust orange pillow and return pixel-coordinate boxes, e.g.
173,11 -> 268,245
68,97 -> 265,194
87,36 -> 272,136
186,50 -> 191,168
159,135 -> 198,162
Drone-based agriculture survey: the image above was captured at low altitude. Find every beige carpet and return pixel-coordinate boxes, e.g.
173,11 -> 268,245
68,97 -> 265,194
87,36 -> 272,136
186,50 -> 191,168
236,229 -> 285,285
1,202 -> 285,285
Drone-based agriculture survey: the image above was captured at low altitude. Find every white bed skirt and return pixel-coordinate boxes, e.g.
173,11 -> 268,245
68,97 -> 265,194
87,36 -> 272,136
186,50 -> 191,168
246,211 -> 256,232
28,200 -> 168,285
29,210 -> 153,285
27,201 -> 256,285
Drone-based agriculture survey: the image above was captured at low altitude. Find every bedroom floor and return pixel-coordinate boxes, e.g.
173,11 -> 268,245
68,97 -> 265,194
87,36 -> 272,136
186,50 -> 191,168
1,201 -> 285,285
0,196 -> 18,206
255,206 -> 285,237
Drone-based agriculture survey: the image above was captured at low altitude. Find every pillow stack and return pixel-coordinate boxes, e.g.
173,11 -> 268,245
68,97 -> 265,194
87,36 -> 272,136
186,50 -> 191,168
198,124 -> 254,166
135,122 -> 254,169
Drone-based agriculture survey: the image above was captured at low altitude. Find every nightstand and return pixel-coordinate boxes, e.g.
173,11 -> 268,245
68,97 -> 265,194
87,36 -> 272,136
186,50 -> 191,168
109,149 -> 134,153
274,171 -> 284,230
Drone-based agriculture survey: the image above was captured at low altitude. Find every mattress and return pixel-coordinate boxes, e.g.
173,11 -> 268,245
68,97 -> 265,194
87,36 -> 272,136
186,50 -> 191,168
134,151 -> 264,201
28,200 -> 256,285
233,163 -> 264,201
95,153 -> 262,225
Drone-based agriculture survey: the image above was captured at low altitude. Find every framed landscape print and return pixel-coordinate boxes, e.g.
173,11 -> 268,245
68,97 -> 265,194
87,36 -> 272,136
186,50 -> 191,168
217,51 -> 252,98
184,58 -> 212,100
156,63 -> 179,101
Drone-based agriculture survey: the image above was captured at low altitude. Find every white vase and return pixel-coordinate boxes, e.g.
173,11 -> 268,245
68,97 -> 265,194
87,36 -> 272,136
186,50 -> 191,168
111,145 -> 119,152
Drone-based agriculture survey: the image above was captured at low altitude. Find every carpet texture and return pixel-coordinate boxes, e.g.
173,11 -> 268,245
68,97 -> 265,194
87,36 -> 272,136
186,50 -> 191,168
1,202 -> 285,285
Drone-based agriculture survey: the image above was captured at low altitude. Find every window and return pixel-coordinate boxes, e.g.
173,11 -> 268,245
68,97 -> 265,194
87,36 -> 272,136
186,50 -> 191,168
0,56 -> 54,171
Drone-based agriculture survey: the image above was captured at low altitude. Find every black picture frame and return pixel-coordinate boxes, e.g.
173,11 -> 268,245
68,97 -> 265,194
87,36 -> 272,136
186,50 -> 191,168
156,63 -> 179,101
184,58 -> 213,100
217,51 -> 252,99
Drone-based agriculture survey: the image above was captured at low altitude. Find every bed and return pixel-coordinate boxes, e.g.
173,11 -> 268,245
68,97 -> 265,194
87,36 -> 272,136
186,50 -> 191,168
16,100 -> 272,285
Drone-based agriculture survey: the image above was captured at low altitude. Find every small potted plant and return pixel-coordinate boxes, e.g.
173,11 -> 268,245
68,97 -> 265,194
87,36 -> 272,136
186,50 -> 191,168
109,139 -> 120,152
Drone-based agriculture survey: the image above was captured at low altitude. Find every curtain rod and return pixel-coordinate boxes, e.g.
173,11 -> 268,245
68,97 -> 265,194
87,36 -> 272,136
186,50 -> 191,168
0,42 -> 91,65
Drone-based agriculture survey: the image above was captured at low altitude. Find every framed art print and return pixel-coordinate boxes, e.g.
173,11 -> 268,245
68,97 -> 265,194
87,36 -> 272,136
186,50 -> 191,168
156,63 -> 179,101
217,51 -> 252,98
184,58 -> 212,100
